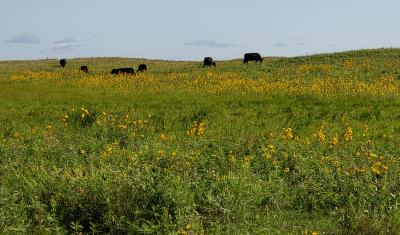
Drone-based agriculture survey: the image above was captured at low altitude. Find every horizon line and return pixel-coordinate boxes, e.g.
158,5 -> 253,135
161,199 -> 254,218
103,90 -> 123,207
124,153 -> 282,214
0,47 -> 398,62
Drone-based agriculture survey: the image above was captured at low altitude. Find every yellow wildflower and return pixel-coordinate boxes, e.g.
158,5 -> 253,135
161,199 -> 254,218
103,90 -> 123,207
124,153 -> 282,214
371,161 -> 388,176
117,124 -> 127,129
284,167 -> 290,173
197,121 -> 206,136
283,127 -> 293,140
158,149 -> 165,157
44,125 -> 53,137
267,144 -> 276,153
363,124 -> 369,137
315,123 -> 326,143
344,126 -> 353,142
187,120 -> 206,137
331,133 -> 339,145
160,133 -> 167,141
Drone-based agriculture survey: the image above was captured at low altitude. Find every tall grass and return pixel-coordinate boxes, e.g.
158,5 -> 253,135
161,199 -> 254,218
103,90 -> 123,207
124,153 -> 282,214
1,48 -> 400,234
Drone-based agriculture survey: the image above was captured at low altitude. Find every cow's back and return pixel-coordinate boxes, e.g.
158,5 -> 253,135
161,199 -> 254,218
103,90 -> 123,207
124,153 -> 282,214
204,57 -> 215,67
244,53 -> 262,63
80,65 -> 88,73
138,64 -> 147,72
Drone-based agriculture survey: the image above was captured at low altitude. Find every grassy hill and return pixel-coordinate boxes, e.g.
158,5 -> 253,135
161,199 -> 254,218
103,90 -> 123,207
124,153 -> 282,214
1,49 -> 400,234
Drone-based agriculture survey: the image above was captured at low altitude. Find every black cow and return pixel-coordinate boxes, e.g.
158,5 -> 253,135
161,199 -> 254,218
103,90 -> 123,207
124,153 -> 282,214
243,53 -> 263,63
80,65 -> 88,73
59,59 -> 67,68
138,64 -> 147,72
111,68 -> 135,75
204,57 -> 216,67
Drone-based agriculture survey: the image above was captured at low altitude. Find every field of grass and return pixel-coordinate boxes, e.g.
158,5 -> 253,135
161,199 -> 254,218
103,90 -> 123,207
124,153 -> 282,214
1,48 -> 400,234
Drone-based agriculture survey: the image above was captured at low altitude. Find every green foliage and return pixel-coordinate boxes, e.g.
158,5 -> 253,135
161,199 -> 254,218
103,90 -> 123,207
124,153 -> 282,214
1,49 -> 400,234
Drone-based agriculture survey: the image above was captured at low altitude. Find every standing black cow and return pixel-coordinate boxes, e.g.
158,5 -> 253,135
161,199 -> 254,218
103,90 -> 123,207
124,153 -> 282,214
243,53 -> 263,63
80,65 -> 88,73
59,59 -> 67,68
111,68 -> 135,75
203,57 -> 216,67
138,64 -> 147,72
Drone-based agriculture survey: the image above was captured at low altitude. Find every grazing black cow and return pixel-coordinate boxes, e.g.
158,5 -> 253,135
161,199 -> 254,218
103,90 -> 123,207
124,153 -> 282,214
138,64 -> 147,72
80,65 -> 88,73
111,68 -> 135,75
203,57 -> 216,67
243,53 -> 263,63
59,59 -> 67,68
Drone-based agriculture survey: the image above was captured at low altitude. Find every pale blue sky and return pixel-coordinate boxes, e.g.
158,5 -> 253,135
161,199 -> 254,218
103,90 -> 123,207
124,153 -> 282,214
0,0 -> 399,60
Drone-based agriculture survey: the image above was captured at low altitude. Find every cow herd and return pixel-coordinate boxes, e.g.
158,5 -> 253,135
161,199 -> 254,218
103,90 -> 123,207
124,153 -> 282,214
60,52 -> 263,74
204,53 -> 263,67
74,61 -> 147,75
110,64 -> 147,75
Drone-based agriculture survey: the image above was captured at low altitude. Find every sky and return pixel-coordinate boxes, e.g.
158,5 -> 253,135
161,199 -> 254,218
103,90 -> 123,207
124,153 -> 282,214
0,0 -> 399,61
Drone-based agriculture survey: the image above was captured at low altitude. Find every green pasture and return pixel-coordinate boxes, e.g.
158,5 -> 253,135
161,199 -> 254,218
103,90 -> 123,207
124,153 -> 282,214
1,49 -> 400,234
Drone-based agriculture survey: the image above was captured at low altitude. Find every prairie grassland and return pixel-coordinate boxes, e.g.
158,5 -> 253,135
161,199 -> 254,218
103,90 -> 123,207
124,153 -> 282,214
1,49 -> 400,234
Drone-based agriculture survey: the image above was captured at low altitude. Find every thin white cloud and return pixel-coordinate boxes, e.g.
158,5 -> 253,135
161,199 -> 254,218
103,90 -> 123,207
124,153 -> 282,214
296,42 -> 308,46
275,42 -> 287,47
51,43 -> 79,50
183,40 -> 238,48
51,37 -> 84,51
54,37 -> 77,44
5,32 -> 42,44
